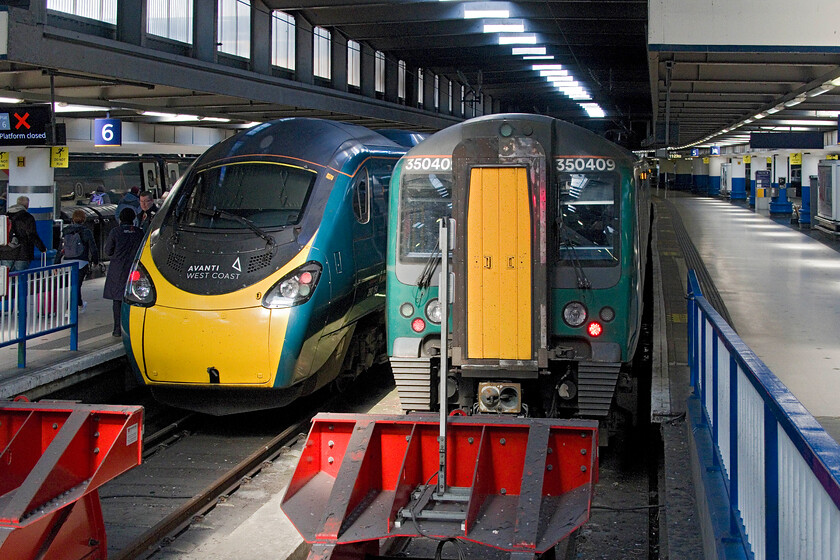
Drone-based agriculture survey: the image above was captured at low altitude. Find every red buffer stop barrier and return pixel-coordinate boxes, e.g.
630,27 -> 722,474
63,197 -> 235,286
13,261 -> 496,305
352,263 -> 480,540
0,401 -> 144,560
282,413 -> 598,560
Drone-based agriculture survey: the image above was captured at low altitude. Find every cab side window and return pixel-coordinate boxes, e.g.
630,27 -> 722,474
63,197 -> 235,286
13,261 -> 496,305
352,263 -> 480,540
353,169 -> 370,224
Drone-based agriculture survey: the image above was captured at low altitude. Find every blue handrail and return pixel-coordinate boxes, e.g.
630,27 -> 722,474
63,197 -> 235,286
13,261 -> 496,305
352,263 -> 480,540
0,263 -> 79,368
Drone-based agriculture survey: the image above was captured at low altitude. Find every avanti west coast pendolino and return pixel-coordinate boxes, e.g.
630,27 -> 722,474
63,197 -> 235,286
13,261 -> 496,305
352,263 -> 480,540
121,118 -> 411,414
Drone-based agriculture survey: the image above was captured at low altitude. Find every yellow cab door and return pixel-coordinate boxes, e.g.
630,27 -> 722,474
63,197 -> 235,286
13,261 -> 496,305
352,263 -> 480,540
466,166 -> 532,360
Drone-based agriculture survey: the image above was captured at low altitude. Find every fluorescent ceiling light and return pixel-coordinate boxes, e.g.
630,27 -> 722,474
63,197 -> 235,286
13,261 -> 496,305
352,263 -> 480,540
547,76 -> 574,83
53,103 -> 108,113
523,55 -> 554,60
498,34 -> 536,45
200,117 -> 231,122
569,93 -> 592,100
142,111 -> 200,121
754,113 -> 766,119
784,95 -> 806,107
463,9 -> 509,19
808,84 -> 834,97
815,110 -> 840,118
531,64 -> 564,71
484,21 -> 524,33
513,47 -> 545,55
766,106 -> 783,114
580,103 -> 605,118
830,77 -> 840,87
142,111 -> 174,117
0,97 -> 23,104
774,119 -> 837,126
540,69 -> 569,77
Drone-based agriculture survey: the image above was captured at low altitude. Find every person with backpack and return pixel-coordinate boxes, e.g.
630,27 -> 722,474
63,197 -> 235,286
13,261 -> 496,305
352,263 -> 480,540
104,208 -> 144,337
0,196 -> 47,271
62,210 -> 99,312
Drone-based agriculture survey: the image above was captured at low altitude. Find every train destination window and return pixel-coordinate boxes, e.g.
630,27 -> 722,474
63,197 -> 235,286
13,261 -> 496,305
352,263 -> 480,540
556,172 -> 618,264
399,172 -> 453,260
176,163 -> 316,229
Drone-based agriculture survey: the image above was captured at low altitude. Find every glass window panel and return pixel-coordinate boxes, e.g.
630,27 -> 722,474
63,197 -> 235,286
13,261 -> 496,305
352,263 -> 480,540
448,81 -> 453,112
434,74 -> 439,110
147,0 -> 193,43
375,51 -> 385,93
47,0 -> 117,24
417,68 -> 424,105
398,60 -> 406,100
556,172 -> 619,264
399,172 -> 453,261
218,0 -> 250,58
313,26 -> 331,79
347,40 -> 361,88
271,10 -> 295,70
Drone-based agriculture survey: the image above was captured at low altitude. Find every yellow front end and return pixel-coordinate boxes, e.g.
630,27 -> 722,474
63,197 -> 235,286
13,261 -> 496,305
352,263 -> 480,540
127,241 -> 314,388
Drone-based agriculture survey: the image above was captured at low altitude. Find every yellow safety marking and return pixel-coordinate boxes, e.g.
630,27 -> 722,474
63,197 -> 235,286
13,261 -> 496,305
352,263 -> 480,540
670,313 -> 688,323
467,167 -> 531,360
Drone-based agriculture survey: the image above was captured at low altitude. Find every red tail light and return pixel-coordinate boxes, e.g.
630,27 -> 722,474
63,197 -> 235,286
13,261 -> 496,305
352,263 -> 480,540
587,322 -> 602,337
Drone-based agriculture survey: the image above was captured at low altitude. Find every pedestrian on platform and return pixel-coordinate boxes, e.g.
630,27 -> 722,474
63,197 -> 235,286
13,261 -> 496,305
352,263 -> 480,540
116,186 -> 142,226
62,209 -> 99,312
0,196 -> 47,271
137,190 -> 159,232
104,208 -> 144,337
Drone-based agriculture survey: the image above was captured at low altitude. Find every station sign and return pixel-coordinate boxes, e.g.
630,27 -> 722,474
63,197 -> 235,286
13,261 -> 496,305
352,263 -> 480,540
790,152 -> 802,165
0,104 -> 52,146
50,146 -> 69,168
95,118 -> 122,147
744,155 -> 751,164
691,148 -> 699,157
0,152 -> 7,170
703,157 -> 710,164
710,146 -> 720,156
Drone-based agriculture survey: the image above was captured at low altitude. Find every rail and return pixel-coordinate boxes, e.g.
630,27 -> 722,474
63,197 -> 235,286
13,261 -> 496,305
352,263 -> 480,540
687,270 -> 840,560
0,263 -> 79,367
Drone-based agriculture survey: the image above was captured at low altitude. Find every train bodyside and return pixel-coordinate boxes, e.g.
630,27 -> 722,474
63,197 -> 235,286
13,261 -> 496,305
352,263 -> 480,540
386,113 -> 651,428
123,118 -> 406,414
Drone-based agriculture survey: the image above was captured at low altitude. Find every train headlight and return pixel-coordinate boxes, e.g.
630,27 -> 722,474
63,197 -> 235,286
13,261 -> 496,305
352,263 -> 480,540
562,302 -> 587,327
262,262 -> 322,309
425,298 -> 442,324
124,262 -> 156,306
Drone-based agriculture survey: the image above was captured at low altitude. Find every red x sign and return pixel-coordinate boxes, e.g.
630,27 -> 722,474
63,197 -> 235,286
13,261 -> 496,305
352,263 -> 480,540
14,112 -> 30,130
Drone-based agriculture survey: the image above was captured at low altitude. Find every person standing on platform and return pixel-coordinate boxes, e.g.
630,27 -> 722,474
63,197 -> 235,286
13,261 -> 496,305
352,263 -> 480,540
137,190 -> 159,232
104,208 -> 144,337
0,196 -> 47,271
62,209 -> 99,312
116,186 -> 142,225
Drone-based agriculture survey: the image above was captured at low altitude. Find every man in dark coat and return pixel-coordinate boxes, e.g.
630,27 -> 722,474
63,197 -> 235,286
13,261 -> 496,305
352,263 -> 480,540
0,196 -> 48,271
104,208 -> 144,337
116,186 -> 142,226
138,190 -> 159,232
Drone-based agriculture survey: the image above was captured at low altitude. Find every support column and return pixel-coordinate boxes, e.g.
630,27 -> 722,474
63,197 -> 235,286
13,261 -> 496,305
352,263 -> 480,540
7,148 -> 55,261
117,0 -> 146,46
331,32 -> 348,92
295,15 -> 314,85
692,157 -> 709,194
250,0 -> 271,75
405,65 -> 419,108
708,157 -> 721,197
675,158 -> 692,191
731,157 -> 746,200
453,80 -> 463,118
384,56 -> 400,103
423,70 -> 436,112
193,0 -> 218,64
800,152 -> 820,225
360,43 -> 375,98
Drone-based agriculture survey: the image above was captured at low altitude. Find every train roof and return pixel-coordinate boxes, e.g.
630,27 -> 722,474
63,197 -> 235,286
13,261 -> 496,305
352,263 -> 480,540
195,118 -> 403,167
405,113 -> 636,163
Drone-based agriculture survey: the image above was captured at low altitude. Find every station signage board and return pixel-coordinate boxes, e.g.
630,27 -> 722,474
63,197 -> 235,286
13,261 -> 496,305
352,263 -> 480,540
94,118 -> 122,147
790,153 -> 802,165
0,105 -> 52,146
50,146 -> 69,168
691,148 -> 699,157
710,146 -> 720,155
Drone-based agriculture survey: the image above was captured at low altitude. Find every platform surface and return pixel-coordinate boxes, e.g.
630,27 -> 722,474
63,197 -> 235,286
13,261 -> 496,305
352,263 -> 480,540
0,275 -> 125,401
670,193 -> 840,439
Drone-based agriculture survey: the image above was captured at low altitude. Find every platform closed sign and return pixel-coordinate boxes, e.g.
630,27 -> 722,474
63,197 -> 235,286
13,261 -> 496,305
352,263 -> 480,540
95,118 -> 122,147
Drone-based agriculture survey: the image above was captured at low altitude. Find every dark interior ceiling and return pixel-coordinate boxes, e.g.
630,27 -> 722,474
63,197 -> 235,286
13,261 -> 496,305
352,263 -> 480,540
1,1 -> 838,153
273,0 -> 652,145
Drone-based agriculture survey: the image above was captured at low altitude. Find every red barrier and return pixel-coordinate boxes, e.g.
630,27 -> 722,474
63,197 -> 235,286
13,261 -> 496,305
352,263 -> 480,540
282,413 -> 598,559
0,401 -> 143,560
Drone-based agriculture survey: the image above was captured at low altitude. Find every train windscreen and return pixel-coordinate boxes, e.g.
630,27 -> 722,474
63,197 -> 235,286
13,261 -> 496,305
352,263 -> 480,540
175,163 -> 317,229
398,172 -> 453,260
556,171 -> 619,264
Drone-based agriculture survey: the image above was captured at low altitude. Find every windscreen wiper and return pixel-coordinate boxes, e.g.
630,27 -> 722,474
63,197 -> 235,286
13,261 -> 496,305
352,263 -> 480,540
198,208 -> 276,246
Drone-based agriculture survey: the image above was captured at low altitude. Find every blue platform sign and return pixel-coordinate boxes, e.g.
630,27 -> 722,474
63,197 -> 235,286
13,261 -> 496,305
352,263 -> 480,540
710,146 -> 720,155
691,148 -> 699,157
95,118 -> 121,147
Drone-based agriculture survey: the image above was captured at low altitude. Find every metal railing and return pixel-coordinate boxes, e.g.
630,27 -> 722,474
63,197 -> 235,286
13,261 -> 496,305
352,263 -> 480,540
0,263 -> 79,368
687,270 -> 840,560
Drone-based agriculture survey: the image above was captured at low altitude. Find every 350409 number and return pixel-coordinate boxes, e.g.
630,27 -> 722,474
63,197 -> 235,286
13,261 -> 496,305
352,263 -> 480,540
555,158 -> 615,172
403,157 -> 452,172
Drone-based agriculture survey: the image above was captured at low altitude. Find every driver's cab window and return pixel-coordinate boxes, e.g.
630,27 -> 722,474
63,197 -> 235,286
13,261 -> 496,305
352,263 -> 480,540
353,169 -> 370,224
